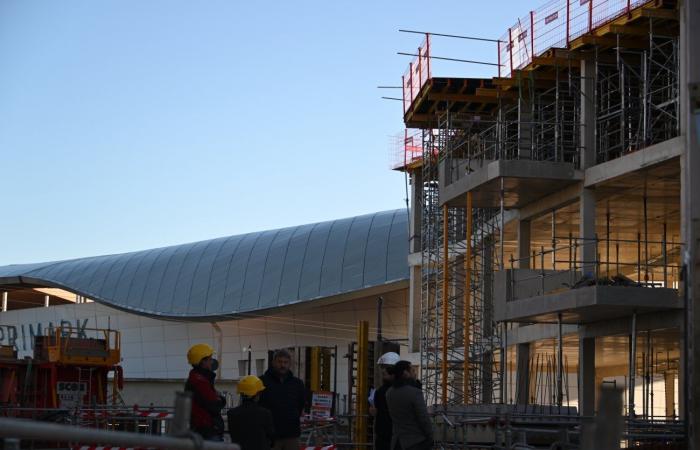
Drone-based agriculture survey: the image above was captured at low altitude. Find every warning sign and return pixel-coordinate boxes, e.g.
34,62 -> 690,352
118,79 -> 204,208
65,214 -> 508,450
57,381 -> 87,409
310,391 -> 334,419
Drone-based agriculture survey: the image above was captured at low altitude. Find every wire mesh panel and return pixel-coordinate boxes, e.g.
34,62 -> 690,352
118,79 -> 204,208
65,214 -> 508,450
499,0 -> 656,78
402,35 -> 431,115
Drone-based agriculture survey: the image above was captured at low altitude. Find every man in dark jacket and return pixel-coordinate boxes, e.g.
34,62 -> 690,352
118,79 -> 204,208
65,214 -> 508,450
228,375 -> 274,450
185,343 -> 226,441
370,352 -> 400,450
259,349 -> 306,450
386,361 -> 433,450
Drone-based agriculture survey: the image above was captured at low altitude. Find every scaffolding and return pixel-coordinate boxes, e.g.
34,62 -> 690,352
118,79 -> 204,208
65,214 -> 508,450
398,3 -> 683,447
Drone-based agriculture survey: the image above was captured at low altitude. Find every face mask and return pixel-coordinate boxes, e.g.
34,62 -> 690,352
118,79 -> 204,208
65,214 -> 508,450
210,358 -> 219,372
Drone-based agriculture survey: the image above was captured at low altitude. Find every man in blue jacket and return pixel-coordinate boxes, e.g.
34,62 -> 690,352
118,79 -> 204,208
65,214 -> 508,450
259,349 -> 307,450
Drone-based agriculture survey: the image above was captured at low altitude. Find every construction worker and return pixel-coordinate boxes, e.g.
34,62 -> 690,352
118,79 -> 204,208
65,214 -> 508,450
370,351 -> 400,450
185,343 -> 226,441
228,375 -> 275,450
386,360 -> 433,450
259,349 -> 306,450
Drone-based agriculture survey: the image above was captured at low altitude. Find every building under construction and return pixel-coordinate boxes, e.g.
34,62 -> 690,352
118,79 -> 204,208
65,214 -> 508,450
395,0 -> 700,447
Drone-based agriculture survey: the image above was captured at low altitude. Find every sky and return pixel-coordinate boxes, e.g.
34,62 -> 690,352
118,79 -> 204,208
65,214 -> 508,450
0,0 -> 527,265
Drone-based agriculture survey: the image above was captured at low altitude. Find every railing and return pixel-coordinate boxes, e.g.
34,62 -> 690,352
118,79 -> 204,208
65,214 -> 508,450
0,392 -> 237,450
499,0 -> 653,78
390,129 -> 424,170
507,236 -> 683,300
402,34 -> 430,115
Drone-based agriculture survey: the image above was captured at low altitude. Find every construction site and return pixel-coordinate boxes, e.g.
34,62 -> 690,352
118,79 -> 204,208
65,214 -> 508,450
0,0 -> 699,449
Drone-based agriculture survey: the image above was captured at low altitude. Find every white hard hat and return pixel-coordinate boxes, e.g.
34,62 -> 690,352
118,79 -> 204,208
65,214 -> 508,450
377,351 -> 400,366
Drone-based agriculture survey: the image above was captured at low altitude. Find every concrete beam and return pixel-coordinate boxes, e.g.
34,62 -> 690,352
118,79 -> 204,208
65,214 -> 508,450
584,136 -> 683,188
500,285 -> 682,324
505,323 -> 579,345
580,310 -> 683,338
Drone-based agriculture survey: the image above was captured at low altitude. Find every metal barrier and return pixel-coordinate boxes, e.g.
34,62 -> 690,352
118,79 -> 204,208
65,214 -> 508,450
0,392 -> 237,450
507,236 -> 683,300
499,0 -> 653,78
402,34 -> 430,115
390,129 -> 424,170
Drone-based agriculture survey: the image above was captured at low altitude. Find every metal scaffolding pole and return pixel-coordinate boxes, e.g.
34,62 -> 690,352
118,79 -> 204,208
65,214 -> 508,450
464,192 -> 473,404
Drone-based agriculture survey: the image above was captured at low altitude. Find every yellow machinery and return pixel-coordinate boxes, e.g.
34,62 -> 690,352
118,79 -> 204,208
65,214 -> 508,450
38,327 -> 121,366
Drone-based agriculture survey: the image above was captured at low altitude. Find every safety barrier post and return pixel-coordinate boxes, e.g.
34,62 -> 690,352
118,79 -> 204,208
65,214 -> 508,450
530,11 -> 535,58
589,0 -> 593,32
409,62 -> 414,109
508,28 -> 514,76
498,40 -> 502,77
401,75 -> 406,116
566,0 -> 571,45
425,33 -> 430,77
417,46 -> 422,89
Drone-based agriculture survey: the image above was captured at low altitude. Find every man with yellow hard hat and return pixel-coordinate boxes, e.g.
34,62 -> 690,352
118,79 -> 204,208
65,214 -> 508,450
185,343 -> 226,441
228,375 -> 275,450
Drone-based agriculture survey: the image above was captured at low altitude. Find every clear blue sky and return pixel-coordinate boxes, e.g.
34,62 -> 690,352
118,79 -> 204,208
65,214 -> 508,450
0,0 -> 527,265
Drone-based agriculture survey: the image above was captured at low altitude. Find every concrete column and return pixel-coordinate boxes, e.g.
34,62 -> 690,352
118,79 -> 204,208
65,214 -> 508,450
409,170 -> 423,255
579,58 -> 598,280
44,295 -> 50,308
517,219 -> 531,269
579,188 -> 596,277
579,336 -> 596,416
515,343 -> 531,405
580,59 -> 596,170
408,265 -> 422,353
665,371 -> 676,419
682,0 -> 700,443
1,292 -> 6,312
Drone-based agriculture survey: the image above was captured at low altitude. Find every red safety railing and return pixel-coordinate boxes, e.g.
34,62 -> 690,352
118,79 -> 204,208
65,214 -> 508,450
402,34 -> 431,115
499,0 -> 652,78
390,129 -> 423,170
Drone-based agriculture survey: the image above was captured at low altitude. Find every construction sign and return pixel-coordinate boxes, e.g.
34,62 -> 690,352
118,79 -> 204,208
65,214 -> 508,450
309,391 -> 333,419
57,381 -> 87,409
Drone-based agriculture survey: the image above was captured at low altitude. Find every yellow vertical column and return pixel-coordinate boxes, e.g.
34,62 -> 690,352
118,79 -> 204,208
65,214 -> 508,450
354,321 -> 369,449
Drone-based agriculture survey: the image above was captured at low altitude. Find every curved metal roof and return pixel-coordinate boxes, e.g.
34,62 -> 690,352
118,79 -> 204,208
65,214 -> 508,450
0,210 -> 409,319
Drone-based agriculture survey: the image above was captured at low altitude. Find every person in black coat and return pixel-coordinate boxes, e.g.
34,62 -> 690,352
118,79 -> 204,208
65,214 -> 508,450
259,349 -> 307,450
386,361 -> 433,450
228,375 -> 274,450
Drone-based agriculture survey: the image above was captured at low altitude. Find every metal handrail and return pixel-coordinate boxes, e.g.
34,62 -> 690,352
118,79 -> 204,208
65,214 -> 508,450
0,416 -> 238,450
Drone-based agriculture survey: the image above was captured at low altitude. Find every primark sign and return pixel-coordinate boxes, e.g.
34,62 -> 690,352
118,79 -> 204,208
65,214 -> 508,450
0,319 -> 91,352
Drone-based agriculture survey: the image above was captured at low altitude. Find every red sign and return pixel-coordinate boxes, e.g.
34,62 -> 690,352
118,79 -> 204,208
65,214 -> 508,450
545,11 -> 559,24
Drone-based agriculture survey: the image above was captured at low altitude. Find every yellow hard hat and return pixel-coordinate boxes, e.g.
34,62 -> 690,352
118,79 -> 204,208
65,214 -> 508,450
187,343 -> 215,365
238,375 -> 265,397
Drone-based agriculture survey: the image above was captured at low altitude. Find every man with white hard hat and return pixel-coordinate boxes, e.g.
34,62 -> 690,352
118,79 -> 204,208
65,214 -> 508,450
370,351 -> 400,450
